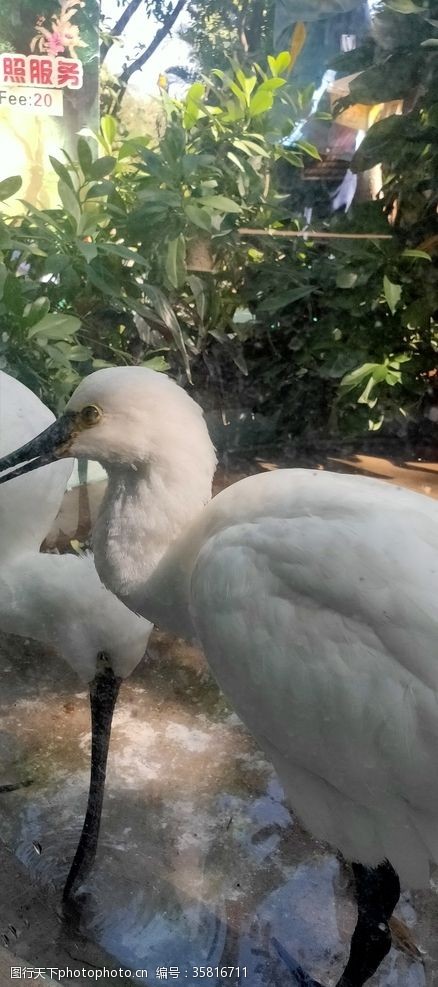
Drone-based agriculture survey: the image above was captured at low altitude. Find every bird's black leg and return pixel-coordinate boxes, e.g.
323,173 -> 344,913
62,654 -> 121,904
336,860 -> 400,987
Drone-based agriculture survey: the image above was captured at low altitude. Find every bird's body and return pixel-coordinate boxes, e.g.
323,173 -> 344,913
143,468 -> 438,889
2,365 -> 436,984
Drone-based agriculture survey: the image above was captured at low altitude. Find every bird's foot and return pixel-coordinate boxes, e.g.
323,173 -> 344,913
388,916 -> 424,962
60,887 -> 94,931
271,936 -> 326,986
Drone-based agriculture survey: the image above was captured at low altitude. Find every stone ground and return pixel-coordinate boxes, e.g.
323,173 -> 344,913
1,450 -> 438,987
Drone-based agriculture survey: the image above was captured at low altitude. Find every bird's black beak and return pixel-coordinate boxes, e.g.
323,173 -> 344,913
0,411 -> 79,484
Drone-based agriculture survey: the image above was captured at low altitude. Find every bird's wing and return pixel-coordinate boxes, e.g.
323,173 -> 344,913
0,552 -> 151,681
187,472 -> 438,884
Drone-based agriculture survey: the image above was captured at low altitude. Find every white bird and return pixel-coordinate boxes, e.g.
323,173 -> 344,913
1,365 -> 437,986
0,370 -> 151,901
0,370 -> 72,560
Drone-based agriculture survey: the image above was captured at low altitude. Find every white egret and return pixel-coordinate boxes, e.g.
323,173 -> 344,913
0,370 -> 151,901
1,365 -> 437,985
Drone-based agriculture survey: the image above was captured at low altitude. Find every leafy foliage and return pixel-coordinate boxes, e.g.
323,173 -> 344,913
334,0 -> 438,242
310,0 -> 438,432
0,139 -> 165,409
2,12 -> 437,441
181,0 -> 276,75
1,56 -> 313,409
240,227 -> 436,436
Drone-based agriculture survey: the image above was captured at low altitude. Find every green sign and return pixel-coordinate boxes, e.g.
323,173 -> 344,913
0,0 -> 99,206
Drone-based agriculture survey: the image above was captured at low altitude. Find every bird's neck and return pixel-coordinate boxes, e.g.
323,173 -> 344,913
93,456 -> 213,615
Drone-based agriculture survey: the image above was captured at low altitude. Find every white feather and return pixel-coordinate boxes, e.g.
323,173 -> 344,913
0,551 -> 149,681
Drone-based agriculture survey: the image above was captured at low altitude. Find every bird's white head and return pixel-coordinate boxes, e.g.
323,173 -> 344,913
68,367 -> 216,471
0,366 -> 217,481
0,367 -> 217,609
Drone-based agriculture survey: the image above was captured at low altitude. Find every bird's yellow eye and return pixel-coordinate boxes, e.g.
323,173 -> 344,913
81,404 -> 102,427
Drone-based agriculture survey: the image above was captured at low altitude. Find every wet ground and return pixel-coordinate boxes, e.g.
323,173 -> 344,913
2,451 -> 438,986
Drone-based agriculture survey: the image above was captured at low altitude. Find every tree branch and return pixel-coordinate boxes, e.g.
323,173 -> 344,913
119,0 -> 187,84
100,0 -> 144,64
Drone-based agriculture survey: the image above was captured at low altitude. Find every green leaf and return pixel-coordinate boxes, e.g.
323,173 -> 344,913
185,203 -> 213,232
143,284 -> 191,380
100,115 -> 117,149
77,240 -> 98,262
339,363 -> 381,394
267,55 -> 277,77
28,313 -> 81,339
249,89 -> 274,118
43,254 -> 70,275
258,286 -> 314,312
258,78 -> 287,92
200,195 -> 242,214
357,375 -> 378,407
226,151 -> 246,173
2,274 -> 25,315
231,71 -> 257,105
401,249 -> 432,261
229,81 -> 247,107
141,355 -> 168,371
77,137 -> 93,177
296,139 -> 321,161
275,51 -> 292,74
89,157 -> 117,180
387,0 -> 420,11
368,415 -> 384,431
118,136 -> 151,160
232,138 -> 270,158
234,68 -> 254,95
383,275 -> 402,314
184,82 -> 207,126
97,243 -> 149,266
268,51 -> 291,77
85,181 -> 115,198
243,74 -> 257,99
371,365 -> 389,383
0,261 -> 6,301
165,235 -> 186,289
223,99 -> 245,122
64,344 -> 93,362
186,81 -> 205,102
23,296 -> 50,326
336,270 -> 358,289
58,181 -> 80,228
187,275 -> 207,323
50,156 -> 74,190
0,176 -> 22,200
